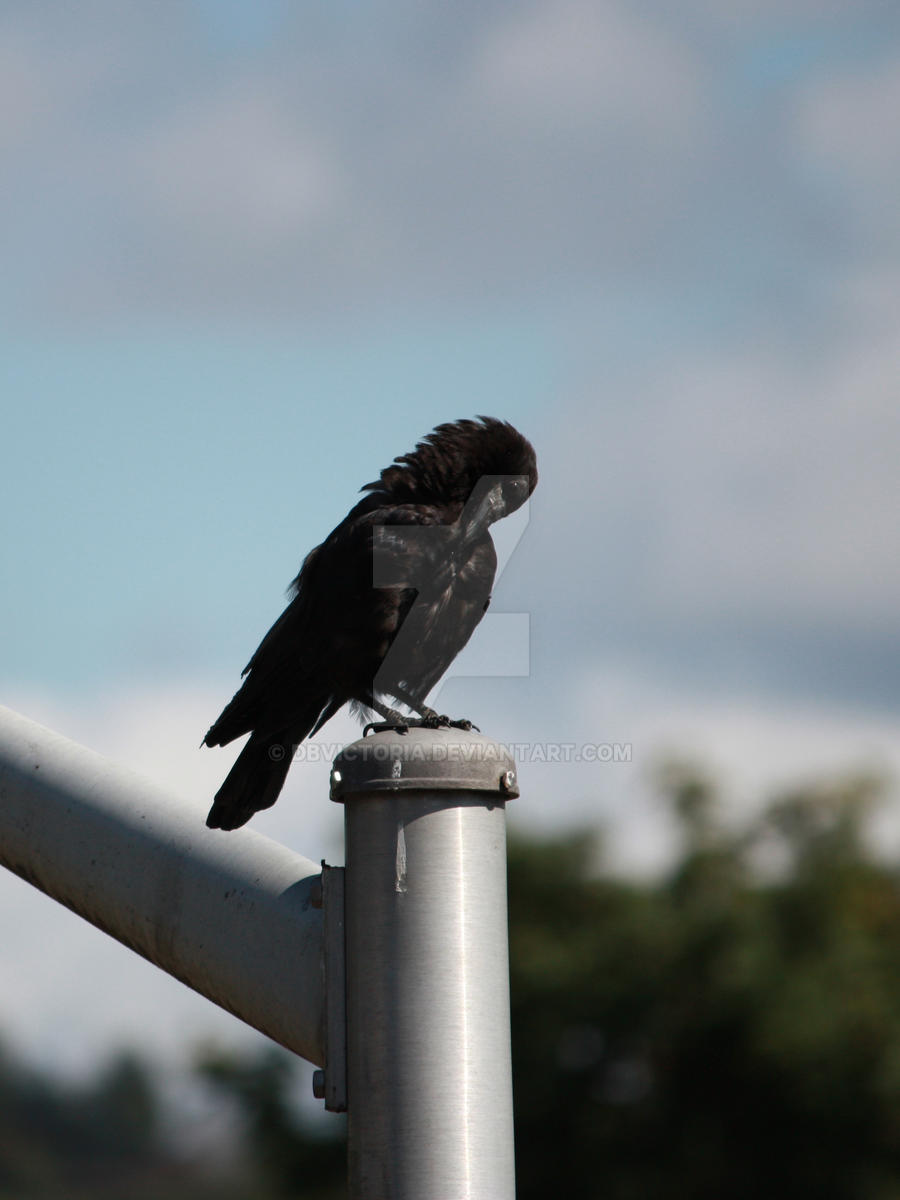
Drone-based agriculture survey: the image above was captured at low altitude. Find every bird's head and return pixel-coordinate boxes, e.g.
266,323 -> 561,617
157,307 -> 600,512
458,416 -> 537,539
461,472 -> 532,542
362,415 -> 538,518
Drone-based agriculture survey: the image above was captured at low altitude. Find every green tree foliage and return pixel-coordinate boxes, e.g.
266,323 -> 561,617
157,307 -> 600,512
196,1045 -> 345,1199
3,767 -> 900,1198
510,765 -> 900,1200
0,1047 -> 227,1199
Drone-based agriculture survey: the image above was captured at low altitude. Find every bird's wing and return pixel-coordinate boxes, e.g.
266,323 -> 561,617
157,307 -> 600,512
202,502 -> 438,746
203,543 -> 337,746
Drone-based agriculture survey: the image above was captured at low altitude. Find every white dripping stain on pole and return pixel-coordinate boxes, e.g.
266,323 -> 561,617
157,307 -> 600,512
395,820 -> 408,894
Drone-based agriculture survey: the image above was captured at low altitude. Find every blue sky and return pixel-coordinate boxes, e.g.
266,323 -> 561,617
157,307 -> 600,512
3,0 -> 900,1076
1,317 -> 555,689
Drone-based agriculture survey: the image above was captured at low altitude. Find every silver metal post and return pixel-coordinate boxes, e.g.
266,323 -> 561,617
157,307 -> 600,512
331,727 -> 518,1200
0,705 -> 326,1066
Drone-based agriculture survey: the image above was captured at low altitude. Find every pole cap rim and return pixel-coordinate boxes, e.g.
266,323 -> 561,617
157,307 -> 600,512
330,727 -> 519,802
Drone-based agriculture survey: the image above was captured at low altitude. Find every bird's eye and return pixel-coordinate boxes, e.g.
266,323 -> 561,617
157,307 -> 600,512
499,477 -> 529,513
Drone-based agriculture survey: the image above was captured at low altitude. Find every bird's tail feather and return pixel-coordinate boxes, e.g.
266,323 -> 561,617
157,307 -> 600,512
205,732 -> 293,831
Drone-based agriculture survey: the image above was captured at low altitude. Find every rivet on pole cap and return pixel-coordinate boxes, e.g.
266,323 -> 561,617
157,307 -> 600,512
330,727 -> 519,802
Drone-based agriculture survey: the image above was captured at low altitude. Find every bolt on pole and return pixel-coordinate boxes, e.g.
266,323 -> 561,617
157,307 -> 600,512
330,726 -> 518,1200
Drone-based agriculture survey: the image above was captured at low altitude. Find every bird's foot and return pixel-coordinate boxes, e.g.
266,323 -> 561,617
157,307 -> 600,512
417,706 -> 449,729
449,717 -> 479,732
415,709 -> 480,733
363,708 -> 480,736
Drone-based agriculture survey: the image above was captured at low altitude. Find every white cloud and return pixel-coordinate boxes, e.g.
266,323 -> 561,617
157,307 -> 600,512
471,0 -> 705,143
133,88 -> 345,249
0,32 -> 53,152
501,660 -> 900,876
679,0 -> 874,23
793,50 -> 900,245
615,693 -> 900,874
0,1 -> 721,316
796,51 -> 900,185
6,1 -> 898,322
653,347 -> 900,628
0,18 -> 117,154
534,315 -> 900,642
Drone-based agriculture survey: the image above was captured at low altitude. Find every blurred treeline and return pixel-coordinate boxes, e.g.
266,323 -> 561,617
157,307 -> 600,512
3,766 -> 900,1199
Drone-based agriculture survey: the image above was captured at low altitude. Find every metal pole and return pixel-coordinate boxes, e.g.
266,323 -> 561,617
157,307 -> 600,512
331,727 -> 518,1200
0,705 -> 326,1066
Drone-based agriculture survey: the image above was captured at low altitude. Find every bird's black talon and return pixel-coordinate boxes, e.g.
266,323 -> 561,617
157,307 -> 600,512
449,718 -> 478,732
417,712 -> 451,729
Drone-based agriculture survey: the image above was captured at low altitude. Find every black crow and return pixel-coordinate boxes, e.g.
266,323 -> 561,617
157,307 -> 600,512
203,416 -> 537,829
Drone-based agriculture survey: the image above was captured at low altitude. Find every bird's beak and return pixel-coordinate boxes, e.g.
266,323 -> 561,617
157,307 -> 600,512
461,480 -> 505,544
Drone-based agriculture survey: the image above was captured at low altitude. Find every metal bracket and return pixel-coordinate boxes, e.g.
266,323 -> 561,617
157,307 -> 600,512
320,862 -> 347,1113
